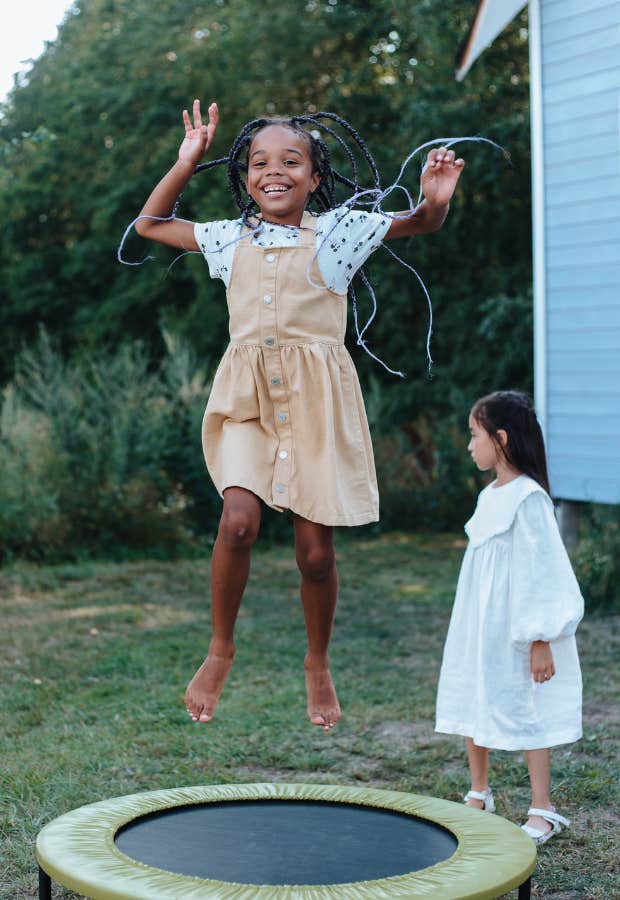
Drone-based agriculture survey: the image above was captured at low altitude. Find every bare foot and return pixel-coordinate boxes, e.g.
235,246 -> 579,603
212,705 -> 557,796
184,649 -> 235,723
465,797 -> 485,810
304,655 -> 341,731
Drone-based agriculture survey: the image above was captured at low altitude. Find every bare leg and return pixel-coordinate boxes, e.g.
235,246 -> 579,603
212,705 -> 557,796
294,516 -> 340,731
465,737 -> 490,808
185,487 -> 261,723
524,748 -> 553,833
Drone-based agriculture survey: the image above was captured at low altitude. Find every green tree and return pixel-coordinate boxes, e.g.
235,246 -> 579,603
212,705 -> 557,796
0,0 -> 532,420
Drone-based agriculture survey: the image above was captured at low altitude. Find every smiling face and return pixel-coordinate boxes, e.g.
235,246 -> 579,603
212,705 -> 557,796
245,124 -> 321,226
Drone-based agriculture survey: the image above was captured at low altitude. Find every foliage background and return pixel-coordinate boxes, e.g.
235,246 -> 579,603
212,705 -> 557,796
1,12 -> 618,897
1,0 -> 616,606
0,0 -> 532,392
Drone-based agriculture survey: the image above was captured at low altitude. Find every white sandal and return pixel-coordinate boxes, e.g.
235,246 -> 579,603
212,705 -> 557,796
463,788 -> 495,812
521,807 -> 570,845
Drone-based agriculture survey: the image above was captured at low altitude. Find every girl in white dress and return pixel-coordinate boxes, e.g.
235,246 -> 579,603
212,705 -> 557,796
435,391 -> 583,844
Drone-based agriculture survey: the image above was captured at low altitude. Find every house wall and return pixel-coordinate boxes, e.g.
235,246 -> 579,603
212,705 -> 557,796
538,0 -> 620,502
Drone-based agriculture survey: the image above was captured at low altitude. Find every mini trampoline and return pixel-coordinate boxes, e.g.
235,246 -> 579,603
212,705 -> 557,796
36,782 -> 536,899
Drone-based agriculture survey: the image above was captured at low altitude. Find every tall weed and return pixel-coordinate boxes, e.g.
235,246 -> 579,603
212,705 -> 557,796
0,387 -> 67,558
2,330 -> 565,560
0,332 -> 219,560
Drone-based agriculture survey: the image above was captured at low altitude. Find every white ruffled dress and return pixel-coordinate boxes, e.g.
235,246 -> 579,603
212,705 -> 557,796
435,475 -> 583,751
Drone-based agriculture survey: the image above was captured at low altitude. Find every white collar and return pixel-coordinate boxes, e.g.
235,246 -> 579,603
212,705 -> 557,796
465,475 -> 550,547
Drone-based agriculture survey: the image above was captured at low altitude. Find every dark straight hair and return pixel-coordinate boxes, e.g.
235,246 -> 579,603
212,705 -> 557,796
471,391 -> 551,495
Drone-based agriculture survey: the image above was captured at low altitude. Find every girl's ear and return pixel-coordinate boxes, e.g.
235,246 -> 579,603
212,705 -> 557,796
496,428 -> 508,448
310,171 -> 321,193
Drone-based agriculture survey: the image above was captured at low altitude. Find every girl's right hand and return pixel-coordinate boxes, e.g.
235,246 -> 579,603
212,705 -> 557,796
530,640 -> 555,683
179,99 -> 219,166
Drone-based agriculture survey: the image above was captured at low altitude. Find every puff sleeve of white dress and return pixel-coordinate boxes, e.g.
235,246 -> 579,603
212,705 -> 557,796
435,475 -> 583,751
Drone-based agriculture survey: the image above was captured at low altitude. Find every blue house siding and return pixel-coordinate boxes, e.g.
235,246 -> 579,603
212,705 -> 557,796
541,0 -> 620,503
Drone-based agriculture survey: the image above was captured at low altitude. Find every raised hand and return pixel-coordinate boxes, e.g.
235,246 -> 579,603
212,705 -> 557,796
421,147 -> 465,207
179,99 -> 219,167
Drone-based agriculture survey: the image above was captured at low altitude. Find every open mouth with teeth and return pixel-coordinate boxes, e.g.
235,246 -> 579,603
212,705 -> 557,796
262,184 -> 291,195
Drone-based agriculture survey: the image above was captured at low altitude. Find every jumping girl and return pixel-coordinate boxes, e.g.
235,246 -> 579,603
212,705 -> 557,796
132,100 -> 465,730
435,391 -> 583,843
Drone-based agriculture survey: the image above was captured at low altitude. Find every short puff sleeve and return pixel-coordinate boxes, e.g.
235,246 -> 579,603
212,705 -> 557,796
194,220 -> 239,283
509,491 -> 584,645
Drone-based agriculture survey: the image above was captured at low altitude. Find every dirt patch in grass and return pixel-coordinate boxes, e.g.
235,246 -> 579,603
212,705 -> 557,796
373,718 -> 448,749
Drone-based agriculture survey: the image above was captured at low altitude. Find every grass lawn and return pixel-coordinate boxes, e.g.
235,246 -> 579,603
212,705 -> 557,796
1,532 -> 618,899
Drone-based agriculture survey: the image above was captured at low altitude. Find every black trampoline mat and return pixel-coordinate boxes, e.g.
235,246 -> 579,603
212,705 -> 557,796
115,799 -> 458,884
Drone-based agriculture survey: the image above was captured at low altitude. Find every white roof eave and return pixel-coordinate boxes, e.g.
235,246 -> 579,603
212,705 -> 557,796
456,0 -> 528,81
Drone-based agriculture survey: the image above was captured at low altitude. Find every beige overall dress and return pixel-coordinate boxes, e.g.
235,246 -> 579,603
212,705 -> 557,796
202,212 -> 379,526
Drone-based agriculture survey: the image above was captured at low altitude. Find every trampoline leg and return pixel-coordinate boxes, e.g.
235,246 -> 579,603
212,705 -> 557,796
38,866 -> 52,900
518,876 -> 531,899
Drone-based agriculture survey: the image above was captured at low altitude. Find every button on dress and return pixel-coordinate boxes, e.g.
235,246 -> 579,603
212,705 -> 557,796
435,475 -> 583,751
201,212 -> 379,526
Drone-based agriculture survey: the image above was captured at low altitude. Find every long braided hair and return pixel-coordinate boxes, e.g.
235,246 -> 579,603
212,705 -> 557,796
119,112 -> 501,374
189,112 -> 412,373
194,111 -> 382,227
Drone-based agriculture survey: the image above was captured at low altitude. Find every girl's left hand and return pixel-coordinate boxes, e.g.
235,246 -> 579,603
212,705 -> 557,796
530,640 -> 556,683
421,147 -> 465,207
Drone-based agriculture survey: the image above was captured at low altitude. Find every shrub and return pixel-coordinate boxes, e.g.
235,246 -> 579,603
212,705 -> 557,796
373,414 -> 481,531
0,331 -> 221,561
0,386 -> 68,559
573,505 -> 620,613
